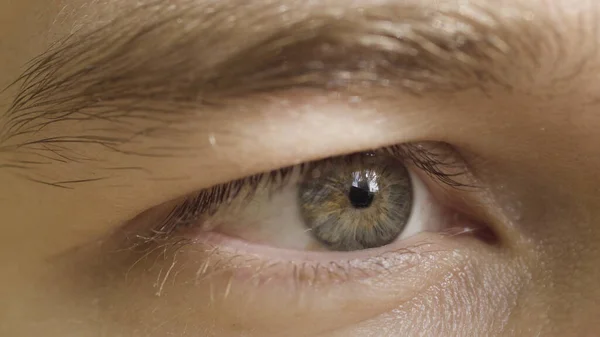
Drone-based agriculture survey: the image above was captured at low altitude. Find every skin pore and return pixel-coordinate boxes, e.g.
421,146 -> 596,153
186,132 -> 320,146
2,0 -> 600,336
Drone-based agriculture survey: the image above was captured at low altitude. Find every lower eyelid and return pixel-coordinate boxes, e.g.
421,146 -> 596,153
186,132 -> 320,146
101,214 -> 482,293
174,230 -> 472,286
79,229 -> 490,336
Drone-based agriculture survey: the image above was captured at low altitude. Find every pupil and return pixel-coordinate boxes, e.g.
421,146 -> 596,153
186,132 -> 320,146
348,182 -> 375,209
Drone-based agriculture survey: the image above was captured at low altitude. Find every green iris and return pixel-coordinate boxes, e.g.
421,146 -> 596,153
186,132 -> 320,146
298,154 -> 413,251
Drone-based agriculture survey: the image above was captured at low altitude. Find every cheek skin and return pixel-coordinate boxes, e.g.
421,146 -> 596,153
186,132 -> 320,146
327,259 -> 528,337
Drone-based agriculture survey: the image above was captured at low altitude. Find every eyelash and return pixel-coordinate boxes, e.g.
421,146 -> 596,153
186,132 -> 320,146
134,142 -> 469,247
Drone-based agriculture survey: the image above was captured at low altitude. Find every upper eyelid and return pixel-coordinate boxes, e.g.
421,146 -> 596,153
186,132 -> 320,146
1,1 -> 555,168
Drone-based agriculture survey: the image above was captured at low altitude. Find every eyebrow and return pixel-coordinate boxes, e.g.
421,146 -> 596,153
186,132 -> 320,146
0,0 -> 556,170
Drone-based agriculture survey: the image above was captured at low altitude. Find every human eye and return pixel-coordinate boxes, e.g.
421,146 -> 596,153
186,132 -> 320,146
116,141 -> 493,286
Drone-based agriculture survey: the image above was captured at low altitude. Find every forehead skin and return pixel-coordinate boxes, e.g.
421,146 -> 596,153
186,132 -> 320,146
1,0 -> 600,336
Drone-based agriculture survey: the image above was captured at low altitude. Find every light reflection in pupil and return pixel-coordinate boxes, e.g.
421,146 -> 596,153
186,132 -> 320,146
349,170 -> 379,209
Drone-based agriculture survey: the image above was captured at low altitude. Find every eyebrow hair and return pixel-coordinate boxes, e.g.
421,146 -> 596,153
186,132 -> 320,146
0,0 -> 557,168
